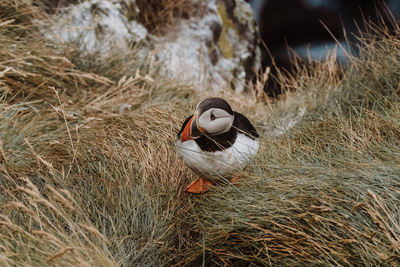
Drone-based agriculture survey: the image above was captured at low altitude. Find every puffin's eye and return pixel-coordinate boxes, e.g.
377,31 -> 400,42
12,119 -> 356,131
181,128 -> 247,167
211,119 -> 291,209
210,112 -> 216,121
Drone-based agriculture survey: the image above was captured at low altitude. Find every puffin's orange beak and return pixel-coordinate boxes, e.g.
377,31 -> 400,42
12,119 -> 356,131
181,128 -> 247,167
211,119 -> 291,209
180,116 -> 195,142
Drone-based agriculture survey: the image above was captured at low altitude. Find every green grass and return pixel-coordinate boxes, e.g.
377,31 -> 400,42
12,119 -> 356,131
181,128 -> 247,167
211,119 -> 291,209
1,1 -> 400,266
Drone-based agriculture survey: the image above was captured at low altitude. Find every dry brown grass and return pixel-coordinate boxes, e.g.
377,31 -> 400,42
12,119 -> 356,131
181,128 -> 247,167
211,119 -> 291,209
135,0 -> 204,34
1,0 -> 400,266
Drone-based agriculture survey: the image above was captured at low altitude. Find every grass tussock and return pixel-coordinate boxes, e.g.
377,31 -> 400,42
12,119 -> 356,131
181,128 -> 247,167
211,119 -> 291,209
1,1 -> 400,266
135,0 -> 203,34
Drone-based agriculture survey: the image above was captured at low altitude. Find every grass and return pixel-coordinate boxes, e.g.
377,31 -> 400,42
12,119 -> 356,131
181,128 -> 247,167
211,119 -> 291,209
1,1 -> 400,266
135,0 -> 202,34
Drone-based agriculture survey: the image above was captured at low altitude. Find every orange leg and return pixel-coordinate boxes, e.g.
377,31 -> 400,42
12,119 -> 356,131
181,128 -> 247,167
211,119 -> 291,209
186,177 -> 214,194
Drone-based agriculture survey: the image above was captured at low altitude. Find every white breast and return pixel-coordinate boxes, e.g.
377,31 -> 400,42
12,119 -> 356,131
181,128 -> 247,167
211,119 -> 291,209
176,134 -> 259,180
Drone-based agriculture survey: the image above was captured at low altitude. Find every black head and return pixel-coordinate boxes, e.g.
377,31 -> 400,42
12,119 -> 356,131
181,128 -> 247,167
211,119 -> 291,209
196,97 -> 233,116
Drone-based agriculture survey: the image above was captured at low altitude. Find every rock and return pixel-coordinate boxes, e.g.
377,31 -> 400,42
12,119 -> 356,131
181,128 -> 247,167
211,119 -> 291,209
39,0 -> 260,92
155,0 -> 260,92
39,0 -> 148,54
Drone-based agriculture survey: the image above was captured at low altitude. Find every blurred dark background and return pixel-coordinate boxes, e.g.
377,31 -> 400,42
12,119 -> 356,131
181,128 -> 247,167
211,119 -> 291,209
248,0 -> 400,96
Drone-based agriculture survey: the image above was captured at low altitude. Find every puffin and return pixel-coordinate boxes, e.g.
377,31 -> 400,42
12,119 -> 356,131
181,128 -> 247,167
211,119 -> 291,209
176,97 -> 259,194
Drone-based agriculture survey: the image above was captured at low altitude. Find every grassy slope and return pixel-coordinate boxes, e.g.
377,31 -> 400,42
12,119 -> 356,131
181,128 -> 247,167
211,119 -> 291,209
1,1 -> 400,266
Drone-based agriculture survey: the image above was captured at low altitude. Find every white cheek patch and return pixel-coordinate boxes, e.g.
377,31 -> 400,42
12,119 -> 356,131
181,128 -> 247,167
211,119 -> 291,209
212,108 -> 232,119
198,109 -> 233,134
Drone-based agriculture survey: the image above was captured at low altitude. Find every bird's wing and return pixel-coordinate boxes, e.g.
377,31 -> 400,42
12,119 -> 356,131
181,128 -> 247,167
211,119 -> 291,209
233,112 -> 259,139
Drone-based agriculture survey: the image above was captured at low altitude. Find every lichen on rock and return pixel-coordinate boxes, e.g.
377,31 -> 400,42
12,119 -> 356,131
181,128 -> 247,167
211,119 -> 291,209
217,2 -> 238,59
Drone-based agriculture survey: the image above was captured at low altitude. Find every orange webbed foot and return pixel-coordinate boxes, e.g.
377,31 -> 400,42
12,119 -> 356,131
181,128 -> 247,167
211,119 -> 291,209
186,178 -> 214,194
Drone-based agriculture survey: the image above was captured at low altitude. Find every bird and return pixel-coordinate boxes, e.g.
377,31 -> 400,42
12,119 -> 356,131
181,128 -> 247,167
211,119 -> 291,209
176,97 -> 259,194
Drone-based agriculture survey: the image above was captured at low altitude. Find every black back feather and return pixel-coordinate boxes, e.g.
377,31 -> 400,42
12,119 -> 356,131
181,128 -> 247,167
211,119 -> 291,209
232,112 -> 259,139
194,112 -> 258,152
